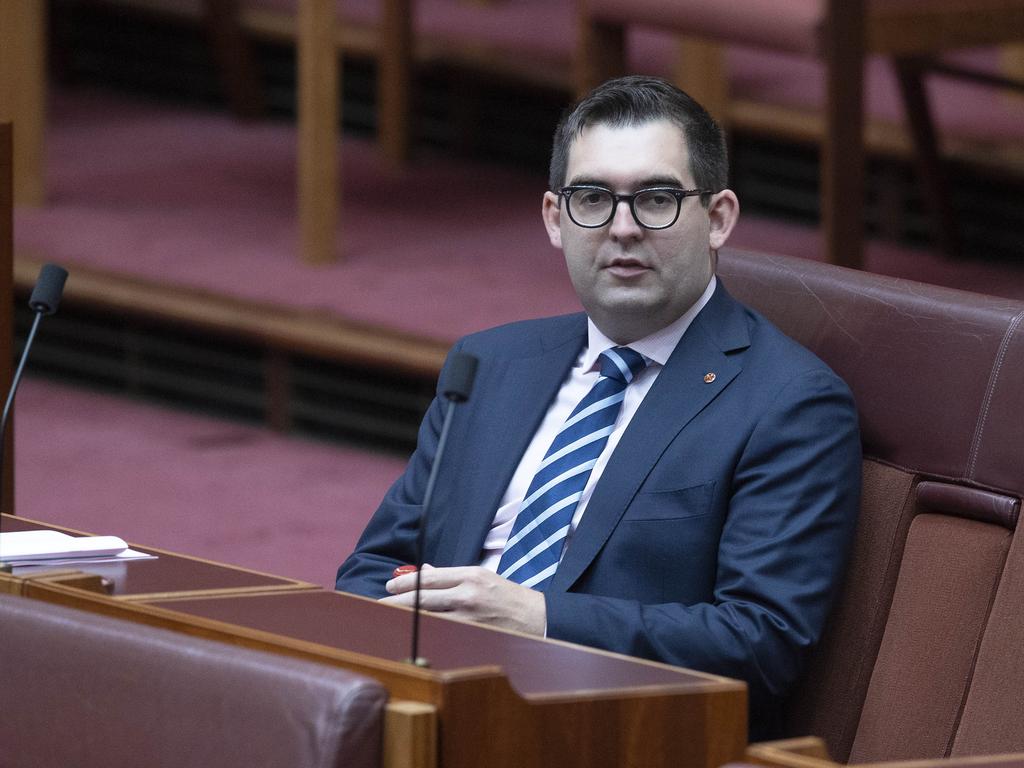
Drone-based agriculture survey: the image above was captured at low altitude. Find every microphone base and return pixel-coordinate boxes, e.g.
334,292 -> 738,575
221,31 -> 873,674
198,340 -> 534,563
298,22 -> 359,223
403,656 -> 431,668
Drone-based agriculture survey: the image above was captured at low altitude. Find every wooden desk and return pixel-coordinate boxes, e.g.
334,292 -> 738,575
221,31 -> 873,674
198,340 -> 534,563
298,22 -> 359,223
1,514 -> 748,768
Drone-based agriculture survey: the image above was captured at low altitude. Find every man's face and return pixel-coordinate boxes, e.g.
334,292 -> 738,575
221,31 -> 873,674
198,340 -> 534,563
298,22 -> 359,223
542,119 -> 737,344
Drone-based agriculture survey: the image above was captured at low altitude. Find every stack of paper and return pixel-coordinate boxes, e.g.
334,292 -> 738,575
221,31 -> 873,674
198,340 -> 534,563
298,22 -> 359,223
0,530 -> 156,567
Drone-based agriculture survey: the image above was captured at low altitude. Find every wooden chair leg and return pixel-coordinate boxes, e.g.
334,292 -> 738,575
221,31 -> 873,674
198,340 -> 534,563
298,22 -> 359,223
820,0 -> 866,270
893,56 -> 960,259
1002,44 -> 1024,105
575,3 -> 627,97
298,0 -> 339,264
674,37 -> 729,125
0,1 -> 47,207
203,0 -> 264,120
378,0 -> 413,166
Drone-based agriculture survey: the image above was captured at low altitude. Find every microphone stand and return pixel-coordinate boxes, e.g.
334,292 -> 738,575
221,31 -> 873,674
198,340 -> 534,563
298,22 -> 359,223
0,312 -> 45,493
406,352 -> 477,667
408,398 -> 457,667
0,264 -> 69,571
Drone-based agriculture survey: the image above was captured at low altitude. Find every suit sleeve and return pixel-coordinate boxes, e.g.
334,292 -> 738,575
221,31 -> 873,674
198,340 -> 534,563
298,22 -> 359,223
543,368 -> 861,719
334,343 -> 462,598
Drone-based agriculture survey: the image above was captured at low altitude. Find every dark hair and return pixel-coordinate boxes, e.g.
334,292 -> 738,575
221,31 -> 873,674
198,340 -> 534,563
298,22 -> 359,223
548,76 -> 728,206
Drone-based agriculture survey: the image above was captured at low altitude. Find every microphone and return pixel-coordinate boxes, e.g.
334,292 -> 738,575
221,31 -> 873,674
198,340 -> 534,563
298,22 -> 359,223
1,265 -> 69,526
406,352 -> 478,666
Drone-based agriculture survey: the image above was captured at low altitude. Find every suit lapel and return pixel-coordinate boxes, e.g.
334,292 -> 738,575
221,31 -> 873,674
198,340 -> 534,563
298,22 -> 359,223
446,318 -> 588,565
549,283 -> 752,592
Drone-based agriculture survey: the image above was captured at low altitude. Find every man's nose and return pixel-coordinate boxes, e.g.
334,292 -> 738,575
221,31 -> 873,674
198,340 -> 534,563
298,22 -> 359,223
609,199 -> 643,239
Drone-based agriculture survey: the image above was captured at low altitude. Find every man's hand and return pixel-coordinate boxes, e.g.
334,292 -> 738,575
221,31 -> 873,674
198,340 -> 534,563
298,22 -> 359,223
381,565 -> 546,636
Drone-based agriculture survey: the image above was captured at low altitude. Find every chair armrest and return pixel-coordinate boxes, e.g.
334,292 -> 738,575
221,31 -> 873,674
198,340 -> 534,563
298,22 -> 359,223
745,737 -> 838,768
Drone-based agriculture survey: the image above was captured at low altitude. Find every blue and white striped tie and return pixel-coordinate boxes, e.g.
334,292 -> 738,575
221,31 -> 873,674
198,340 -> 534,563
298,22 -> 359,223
497,346 -> 647,591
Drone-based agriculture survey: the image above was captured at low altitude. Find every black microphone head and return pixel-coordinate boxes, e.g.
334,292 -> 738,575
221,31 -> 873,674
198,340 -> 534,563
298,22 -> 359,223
28,264 -> 69,316
441,353 -> 478,402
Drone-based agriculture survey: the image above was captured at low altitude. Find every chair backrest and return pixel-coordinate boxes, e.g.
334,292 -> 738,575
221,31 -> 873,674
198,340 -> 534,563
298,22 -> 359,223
0,593 -> 387,768
717,249 -> 1024,762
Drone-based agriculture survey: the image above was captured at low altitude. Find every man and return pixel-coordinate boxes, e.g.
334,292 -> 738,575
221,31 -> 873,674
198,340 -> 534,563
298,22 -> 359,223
336,76 -> 860,737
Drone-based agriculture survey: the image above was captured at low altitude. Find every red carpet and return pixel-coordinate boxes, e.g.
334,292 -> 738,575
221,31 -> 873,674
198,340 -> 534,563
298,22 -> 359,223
13,377 -> 406,587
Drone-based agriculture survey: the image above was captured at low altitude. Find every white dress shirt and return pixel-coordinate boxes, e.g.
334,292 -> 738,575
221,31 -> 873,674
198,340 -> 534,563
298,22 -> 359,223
478,276 -> 718,570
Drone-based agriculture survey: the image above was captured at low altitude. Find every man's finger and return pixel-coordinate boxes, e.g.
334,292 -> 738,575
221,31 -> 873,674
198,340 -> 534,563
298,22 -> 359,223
386,565 -> 479,594
380,587 -> 458,612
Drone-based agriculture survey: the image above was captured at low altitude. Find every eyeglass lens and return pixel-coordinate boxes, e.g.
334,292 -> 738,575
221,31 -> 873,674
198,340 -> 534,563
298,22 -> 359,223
568,189 -> 680,228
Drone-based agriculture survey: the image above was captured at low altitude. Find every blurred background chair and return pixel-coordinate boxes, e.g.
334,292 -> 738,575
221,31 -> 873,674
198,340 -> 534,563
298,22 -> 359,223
578,0 -> 1024,269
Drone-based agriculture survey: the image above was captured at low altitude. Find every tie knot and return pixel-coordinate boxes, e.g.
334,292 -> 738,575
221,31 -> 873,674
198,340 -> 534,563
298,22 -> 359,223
598,347 -> 647,384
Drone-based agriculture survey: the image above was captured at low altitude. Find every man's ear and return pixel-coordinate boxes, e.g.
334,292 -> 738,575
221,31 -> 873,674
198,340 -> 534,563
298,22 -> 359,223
542,191 -> 563,249
707,189 -> 740,251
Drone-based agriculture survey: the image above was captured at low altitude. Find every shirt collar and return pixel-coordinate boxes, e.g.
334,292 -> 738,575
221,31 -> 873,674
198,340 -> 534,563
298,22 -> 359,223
580,275 -> 717,371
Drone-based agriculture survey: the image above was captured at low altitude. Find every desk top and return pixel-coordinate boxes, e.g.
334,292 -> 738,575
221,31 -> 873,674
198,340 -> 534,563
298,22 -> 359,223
148,589 -> 727,699
1,514 -> 315,598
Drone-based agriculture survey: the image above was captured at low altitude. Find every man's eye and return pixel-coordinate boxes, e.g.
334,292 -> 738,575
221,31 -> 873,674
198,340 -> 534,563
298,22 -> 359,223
578,192 -> 608,206
644,193 -> 673,207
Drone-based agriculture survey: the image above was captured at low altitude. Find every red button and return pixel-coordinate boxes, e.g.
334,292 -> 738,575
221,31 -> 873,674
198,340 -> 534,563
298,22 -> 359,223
392,564 -> 418,578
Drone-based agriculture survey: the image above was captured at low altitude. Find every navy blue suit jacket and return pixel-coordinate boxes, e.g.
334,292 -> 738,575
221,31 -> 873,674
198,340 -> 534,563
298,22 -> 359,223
336,280 -> 861,736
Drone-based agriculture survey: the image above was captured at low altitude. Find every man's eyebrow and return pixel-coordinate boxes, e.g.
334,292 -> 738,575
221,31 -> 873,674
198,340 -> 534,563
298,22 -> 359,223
564,176 -> 687,189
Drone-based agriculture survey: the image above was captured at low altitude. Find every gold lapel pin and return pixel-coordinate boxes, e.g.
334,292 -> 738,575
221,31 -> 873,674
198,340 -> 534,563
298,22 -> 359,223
703,372 -> 716,384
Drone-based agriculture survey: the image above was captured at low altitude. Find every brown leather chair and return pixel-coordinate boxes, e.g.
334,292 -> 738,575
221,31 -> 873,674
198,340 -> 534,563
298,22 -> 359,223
716,249 -> 1024,764
0,592 -> 387,768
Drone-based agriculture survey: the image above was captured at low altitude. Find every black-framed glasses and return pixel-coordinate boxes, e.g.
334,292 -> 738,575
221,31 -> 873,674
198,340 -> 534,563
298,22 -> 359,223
558,185 -> 712,230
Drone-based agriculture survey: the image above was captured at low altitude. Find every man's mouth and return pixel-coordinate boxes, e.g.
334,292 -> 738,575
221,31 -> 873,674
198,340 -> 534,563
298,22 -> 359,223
605,257 -> 650,278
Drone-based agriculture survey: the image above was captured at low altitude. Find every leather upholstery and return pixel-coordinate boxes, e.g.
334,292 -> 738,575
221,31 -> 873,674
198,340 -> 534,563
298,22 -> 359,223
0,593 -> 386,768
719,249 -> 1024,495
718,249 -> 1024,761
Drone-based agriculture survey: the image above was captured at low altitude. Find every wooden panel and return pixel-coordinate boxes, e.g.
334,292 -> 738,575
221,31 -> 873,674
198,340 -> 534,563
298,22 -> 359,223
0,2 -> 46,207
1,123 -> 12,514
132,590 -> 748,768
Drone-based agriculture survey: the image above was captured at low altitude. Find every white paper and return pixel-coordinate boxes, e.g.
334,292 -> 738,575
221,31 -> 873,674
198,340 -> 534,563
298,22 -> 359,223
9,548 -> 156,568
0,530 -> 153,564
